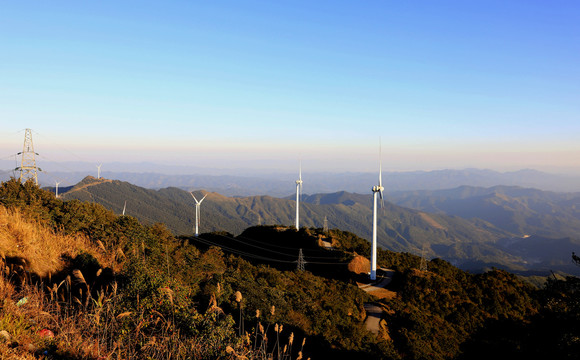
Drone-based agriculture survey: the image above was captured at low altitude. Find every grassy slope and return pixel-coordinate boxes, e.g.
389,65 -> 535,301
0,206 -> 110,277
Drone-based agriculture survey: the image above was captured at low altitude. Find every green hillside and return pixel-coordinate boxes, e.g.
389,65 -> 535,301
390,186 -> 580,275
57,177 -> 580,275
59,177 -> 530,271
390,185 -> 580,238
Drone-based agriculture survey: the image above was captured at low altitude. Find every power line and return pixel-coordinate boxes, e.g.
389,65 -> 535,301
193,232 -> 350,266
229,233 -> 345,260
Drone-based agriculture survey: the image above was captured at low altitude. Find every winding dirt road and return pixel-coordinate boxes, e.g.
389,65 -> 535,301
358,269 -> 395,335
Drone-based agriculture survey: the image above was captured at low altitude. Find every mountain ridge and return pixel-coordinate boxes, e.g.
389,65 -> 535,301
57,176 -> 580,275
4,163 -> 580,195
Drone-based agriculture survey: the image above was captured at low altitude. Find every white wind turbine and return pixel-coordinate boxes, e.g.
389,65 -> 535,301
190,192 -> 208,237
370,145 -> 384,281
55,181 -> 62,198
122,200 -> 127,216
96,164 -> 102,179
295,161 -> 303,230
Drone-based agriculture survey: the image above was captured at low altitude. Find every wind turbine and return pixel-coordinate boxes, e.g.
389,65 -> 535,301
122,200 -> 127,216
370,144 -> 384,281
295,161 -> 303,230
190,192 -> 208,237
55,181 -> 61,198
96,164 -> 102,179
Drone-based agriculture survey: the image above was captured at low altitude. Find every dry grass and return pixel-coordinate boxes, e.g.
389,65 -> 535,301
348,255 -> 370,275
0,205 -> 307,359
0,206 -> 111,277
0,271 -> 307,360
418,212 -> 447,230
365,288 -> 397,300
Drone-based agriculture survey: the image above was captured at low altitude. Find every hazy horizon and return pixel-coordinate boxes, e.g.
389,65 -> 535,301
1,1 -> 579,175
3,158 -> 580,177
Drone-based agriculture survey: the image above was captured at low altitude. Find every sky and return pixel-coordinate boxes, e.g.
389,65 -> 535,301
1,1 -> 579,174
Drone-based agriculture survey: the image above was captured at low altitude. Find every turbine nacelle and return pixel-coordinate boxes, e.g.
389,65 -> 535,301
295,160 -> 303,230
372,185 -> 384,205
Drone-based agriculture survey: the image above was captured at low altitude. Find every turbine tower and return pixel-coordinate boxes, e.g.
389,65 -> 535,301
55,181 -> 62,198
295,161 -> 303,230
17,129 -> 40,185
370,145 -> 384,281
122,200 -> 127,216
190,192 -> 208,237
96,164 -> 102,179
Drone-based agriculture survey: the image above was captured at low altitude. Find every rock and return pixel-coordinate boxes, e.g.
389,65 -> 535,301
38,329 -> 54,338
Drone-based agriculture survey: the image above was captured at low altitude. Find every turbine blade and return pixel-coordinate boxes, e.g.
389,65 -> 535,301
378,137 -> 383,187
191,192 -> 198,203
200,193 -> 208,203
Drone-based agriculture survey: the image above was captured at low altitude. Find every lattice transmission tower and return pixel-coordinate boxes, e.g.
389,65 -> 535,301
16,129 -> 40,185
419,244 -> 428,272
297,248 -> 307,271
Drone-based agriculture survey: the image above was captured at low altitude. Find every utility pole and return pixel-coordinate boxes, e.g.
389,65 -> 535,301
16,129 -> 40,185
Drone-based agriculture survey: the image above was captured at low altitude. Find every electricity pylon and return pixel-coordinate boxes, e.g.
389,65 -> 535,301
297,248 -> 307,271
16,129 -> 40,185
420,244 -> 428,271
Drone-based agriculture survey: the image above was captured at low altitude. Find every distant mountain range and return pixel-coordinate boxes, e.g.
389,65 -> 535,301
389,185 -> 580,238
2,162 -> 580,195
57,176 -> 580,276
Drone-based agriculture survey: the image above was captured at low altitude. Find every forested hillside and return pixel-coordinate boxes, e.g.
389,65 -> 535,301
1,178 -> 578,359
57,176 -> 580,275
390,186 -> 580,275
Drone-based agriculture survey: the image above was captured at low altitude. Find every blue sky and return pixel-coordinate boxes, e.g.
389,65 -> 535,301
1,1 -> 579,174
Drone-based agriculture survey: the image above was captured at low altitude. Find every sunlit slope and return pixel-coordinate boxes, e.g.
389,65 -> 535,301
0,205 -> 110,277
